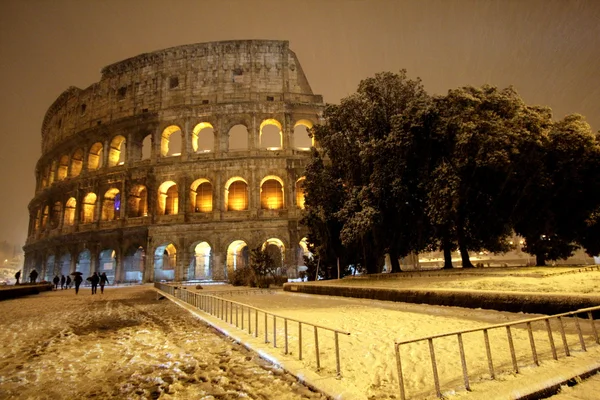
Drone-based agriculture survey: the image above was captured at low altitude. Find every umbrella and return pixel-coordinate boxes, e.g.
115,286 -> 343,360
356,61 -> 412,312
70,271 -> 83,276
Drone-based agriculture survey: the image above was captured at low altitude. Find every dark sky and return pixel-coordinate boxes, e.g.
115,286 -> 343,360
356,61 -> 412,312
0,0 -> 598,248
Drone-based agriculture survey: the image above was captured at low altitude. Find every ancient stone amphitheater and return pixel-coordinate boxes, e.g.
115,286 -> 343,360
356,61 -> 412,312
24,40 -> 322,283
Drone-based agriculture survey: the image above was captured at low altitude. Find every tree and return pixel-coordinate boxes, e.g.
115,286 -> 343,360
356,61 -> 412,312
249,246 -> 277,287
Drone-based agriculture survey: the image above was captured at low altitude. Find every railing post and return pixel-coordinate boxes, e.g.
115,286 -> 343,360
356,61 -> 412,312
335,331 -> 341,377
428,338 -> 441,398
457,333 -> 470,391
588,311 -> 599,344
395,343 -> 406,400
483,329 -> 495,379
299,322 -> 303,360
264,313 -> 268,343
248,307 -> 251,334
255,309 -> 259,338
527,322 -> 539,365
506,326 -> 519,373
284,319 -> 289,354
574,316 -> 587,351
236,304 -> 239,328
558,316 -> 570,356
545,319 -> 558,360
314,326 -> 320,370
273,315 -> 277,348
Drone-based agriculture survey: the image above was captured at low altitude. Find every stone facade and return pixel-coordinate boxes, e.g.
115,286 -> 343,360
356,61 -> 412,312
24,40 -> 322,283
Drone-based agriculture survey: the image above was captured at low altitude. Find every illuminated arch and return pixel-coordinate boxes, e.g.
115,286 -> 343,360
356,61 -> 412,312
81,192 -> 97,223
41,205 -> 49,228
48,160 -> 57,185
128,185 -> 148,217
64,197 -> 76,226
260,176 -> 284,210
70,148 -> 84,177
192,122 -> 214,153
141,134 -> 152,160
51,201 -> 62,228
108,135 -> 126,167
226,240 -> 249,273
123,245 -> 145,283
228,124 -> 249,151
57,155 -> 69,181
158,181 -> 178,215
262,238 -> 285,274
98,248 -> 117,283
293,120 -> 315,149
190,179 -> 213,212
101,188 -> 121,221
296,177 -> 306,209
154,242 -> 177,281
225,177 -> 248,211
88,142 -> 103,170
161,125 -> 183,157
189,241 -> 212,280
259,118 -> 283,149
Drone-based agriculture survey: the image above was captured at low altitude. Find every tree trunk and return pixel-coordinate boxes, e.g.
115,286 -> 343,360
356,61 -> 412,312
442,233 -> 453,269
459,242 -> 474,268
536,253 -> 546,266
389,249 -> 401,273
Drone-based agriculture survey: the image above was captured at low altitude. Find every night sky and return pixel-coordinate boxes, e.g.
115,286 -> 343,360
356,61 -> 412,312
0,0 -> 598,247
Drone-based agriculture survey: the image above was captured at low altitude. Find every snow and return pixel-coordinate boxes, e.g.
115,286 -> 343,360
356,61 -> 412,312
1,267 -> 599,399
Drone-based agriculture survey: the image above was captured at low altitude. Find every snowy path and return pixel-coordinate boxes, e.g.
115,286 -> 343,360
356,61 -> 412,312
0,286 -> 325,400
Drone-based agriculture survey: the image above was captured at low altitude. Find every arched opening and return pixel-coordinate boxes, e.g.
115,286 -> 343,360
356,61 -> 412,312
42,165 -> 50,188
64,197 -> 76,226
51,201 -> 62,229
190,179 -> 213,212
228,124 -> 248,151
88,142 -> 103,170
189,241 -> 211,280
154,242 -> 176,281
41,205 -> 49,229
293,119 -> 314,149
123,245 -> 145,283
142,134 -> 152,160
226,240 -> 248,277
70,148 -> 84,177
57,155 -> 69,180
76,249 -> 91,278
260,177 -> 284,210
81,193 -> 97,223
225,178 -> 248,211
161,125 -> 183,157
158,181 -> 178,215
296,177 -> 306,209
192,122 -> 214,153
59,253 -> 71,276
262,238 -> 285,276
260,119 -> 283,149
98,249 -> 116,283
127,185 -> 148,218
108,135 -> 127,167
44,254 -> 55,282
101,188 -> 121,221
48,160 -> 56,185
34,208 -> 41,231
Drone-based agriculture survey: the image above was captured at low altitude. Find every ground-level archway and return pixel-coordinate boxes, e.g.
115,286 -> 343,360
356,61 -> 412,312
154,242 -> 176,281
98,249 -> 117,283
188,241 -> 212,280
226,240 -> 248,278
123,245 -> 145,283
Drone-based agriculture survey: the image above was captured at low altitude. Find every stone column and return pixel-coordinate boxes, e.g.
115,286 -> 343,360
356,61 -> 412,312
182,119 -> 190,161
115,248 -> 124,283
178,238 -> 191,281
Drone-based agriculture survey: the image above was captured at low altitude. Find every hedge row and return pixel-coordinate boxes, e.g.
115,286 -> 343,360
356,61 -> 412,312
0,284 -> 54,301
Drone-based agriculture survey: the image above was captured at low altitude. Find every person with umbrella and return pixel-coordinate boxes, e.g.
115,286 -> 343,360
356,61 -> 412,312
71,272 -> 83,294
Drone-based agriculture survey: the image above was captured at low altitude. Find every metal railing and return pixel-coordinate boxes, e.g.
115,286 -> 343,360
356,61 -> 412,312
394,305 -> 600,399
155,283 -> 350,376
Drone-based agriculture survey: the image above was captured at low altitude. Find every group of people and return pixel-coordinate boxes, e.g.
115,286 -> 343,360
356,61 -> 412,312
14,269 -> 110,295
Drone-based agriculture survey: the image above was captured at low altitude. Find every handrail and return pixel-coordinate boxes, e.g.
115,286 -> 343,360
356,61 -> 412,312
394,304 -> 600,399
154,282 -> 350,377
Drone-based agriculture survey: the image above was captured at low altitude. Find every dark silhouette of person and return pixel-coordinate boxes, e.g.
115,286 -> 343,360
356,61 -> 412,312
73,274 -> 83,294
29,269 -> 38,284
99,272 -> 110,294
90,272 -> 100,294
66,275 -> 72,288
14,270 -> 21,285
53,275 -> 60,290
60,275 -> 66,289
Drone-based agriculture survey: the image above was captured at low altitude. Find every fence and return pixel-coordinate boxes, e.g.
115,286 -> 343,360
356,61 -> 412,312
155,282 -> 350,376
394,305 -> 600,399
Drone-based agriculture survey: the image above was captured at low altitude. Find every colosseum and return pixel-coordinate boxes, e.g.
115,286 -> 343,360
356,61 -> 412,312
23,40 -> 323,284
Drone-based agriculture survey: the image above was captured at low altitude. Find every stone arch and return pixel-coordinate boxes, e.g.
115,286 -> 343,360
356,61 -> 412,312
51,201 -> 62,229
48,160 -> 57,185
154,242 -> 177,281
34,208 -> 41,231
41,205 -> 49,229
225,177 -> 248,211
44,254 -> 56,282
98,248 -> 117,283
76,249 -> 91,277
260,118 -> 283,149
64,197 -> 76,225
57,155 -> 69,180
58,252 -> 71,276
127,184 -> 148,218
226,240 -> 249,278
228,124 -> 249,151
296,177 -> 306,209
81,192 -> 97,223
293,119 -> 314,149
101,188 -> 121,221
188,240 -> 212,280
260,176 -> 284,210
123,245 -> 145,283
70,148 -> 84,177
108,135 -> 127,167
42,165 -> 50,188
190,179 -> 213,212
262,237 -> 285,275
161,125 -> 183,157
158,181 -> 178,215
192,122 -> 214,153
141,134 -> 152,160
88,142 -> 103,170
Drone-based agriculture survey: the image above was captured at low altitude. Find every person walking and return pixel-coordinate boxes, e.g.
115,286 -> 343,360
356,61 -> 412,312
90,272 -> 100,295
66,275 -> 72,289
52,275 -> 60,290
99,272 -> 110,294
73,273 -> 83,294
60,275 -> 66,290
29,269 -> 38,284
14,270 -> 21,285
